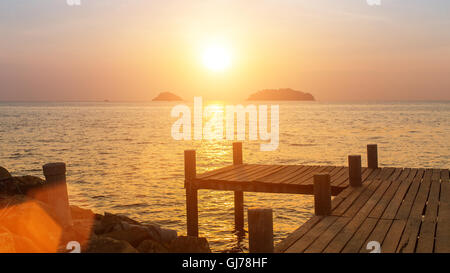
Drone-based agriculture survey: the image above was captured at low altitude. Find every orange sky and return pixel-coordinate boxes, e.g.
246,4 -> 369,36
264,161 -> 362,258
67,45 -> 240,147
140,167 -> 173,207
1,0 -> 449,102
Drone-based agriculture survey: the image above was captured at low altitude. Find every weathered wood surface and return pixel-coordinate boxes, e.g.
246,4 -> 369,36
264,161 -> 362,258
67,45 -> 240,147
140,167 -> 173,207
194,164 -> 380,195
275,167 -> 449,253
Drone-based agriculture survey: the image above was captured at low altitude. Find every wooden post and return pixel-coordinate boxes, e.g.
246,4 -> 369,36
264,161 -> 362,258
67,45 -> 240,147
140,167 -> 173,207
313,173 -> 331,216
232,142 -> 244,234
184,150 -> 198,237
248,208 -> 274,253
42,162 -> 73,227
348,155 -> 362,187
367,144 -> 378,169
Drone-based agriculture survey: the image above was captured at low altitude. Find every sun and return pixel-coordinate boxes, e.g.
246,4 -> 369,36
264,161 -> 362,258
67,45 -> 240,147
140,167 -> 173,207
202,45 -> 232,72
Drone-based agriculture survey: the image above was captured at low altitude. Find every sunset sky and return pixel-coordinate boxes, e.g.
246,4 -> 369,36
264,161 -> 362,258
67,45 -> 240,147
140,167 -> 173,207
1,0 -> 449,102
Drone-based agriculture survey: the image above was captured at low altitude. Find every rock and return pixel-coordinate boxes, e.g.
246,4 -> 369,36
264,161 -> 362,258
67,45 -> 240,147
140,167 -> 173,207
94,212 -> 141,235
0,175 -> 45,196
0,196 -> 61,252
103,225 -> 152,248
0,167 -> 12,181
58,219 -> 95,252
168,236 -> 211,253
70,205 -> 95,220
0,226 -> 16,253
158,227 -> 178,244
11,233 -> 42,253
85,236 -> 138,253
137,239 -> 168,253
140,223 -> 177,244
0,226 -> 43,253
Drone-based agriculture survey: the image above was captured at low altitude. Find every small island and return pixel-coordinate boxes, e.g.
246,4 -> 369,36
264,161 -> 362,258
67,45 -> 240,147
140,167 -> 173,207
152,92 -> 184,101
247,88 -> 315,101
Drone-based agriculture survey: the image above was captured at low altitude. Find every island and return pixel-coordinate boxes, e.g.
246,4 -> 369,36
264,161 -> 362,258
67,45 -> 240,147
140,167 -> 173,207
152,92 -> 184,101
247,88 -> 315,101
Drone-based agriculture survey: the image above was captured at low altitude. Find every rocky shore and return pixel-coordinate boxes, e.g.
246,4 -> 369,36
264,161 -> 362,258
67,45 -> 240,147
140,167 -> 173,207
0,166 -> 211,253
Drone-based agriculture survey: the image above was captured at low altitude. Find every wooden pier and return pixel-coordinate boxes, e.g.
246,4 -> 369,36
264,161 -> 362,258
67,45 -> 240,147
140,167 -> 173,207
184,143 -> 449,253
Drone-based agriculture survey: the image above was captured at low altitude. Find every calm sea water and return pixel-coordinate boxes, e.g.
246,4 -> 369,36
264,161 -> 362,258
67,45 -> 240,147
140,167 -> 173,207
0,101 -> 449,252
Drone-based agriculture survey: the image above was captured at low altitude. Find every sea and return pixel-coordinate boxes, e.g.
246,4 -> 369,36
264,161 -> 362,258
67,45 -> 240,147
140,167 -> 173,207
0,100 -> 449,252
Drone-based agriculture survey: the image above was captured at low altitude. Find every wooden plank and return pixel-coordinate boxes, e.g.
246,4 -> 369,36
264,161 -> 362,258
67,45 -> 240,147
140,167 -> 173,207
361,167 -> 375,182
408,169 -> 433,220
369,168 -> 412,219
285,216 -> 340,253
220,164 -> 274,181
329,167 -> 348,185
275,216 -> 323,253
323,178 -> 393,253
233,165 -> 283,182
331,167 -> 374,188
290,166 -> 335,185
256,165 -> 308,183
331,179 -> 378,217
343,179 -> 389,218
331,168 -> 351,187
381,168 -> 419,220
382,219 -> 406,253
249,165 -> 288,181
395,169 -> 425,219
396,217 -> 421,253
332,167 -> 372,188
284,165 -> 327,185
416,170 -> 440,253
328,166 -> 345,177
264,165 -> 314,184
304,216 -> 352,253
202,164 -> 250,180
196,164 -> 241,179
366,167 -> 382,180
386,168 -> 404,181
219,164 -> 269,181
435,169 -> 450,253
331,181 -> 373,217
360,219 -> 393,253
195,179 -> 316,194
341,218 -> 378,253
377,167 -> 396,181
331,168 -> 393,217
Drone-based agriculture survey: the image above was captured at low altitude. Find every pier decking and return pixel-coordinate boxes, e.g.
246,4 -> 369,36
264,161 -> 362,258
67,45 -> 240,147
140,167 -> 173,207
184,143 -> 449,253
195,164 -> 370,196
276,167 -> 449,253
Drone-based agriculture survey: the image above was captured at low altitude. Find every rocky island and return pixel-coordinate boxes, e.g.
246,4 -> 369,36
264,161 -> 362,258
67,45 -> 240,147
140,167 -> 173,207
0,166 -> 210,253
247,88 -> 315,101
152,92 -> 184,101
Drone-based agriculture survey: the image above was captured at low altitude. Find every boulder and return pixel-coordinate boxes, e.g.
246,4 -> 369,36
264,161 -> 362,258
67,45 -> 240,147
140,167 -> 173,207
70,205 -> 95,220
0,167 -> 12,181
137,239 -> 168,253
85,236 -> 138,253
58,219 -> 95,252
94,212 -> 140,235
0,195 -> 61,252
11,233 -> 42,253
168,236 -> 211,253
0,175 -> 45,196
102,225 -> 152,248
141,223 -> 177,244
157,227 -> 178,244
0,226 -> 16,253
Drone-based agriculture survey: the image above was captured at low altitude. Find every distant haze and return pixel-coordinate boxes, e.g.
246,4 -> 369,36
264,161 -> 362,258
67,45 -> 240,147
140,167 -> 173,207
1,0 -> 450,102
